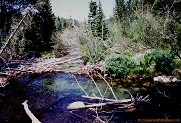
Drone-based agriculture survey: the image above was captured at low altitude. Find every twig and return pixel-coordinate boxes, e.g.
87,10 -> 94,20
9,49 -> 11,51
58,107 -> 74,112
70,73 -> 88,96
156,87 -> 171,99
107,109 -> 116,122
94,107 -> 106,123
96,72 -> 118,100
125,90 -> 134,102
88,74 -> 103,98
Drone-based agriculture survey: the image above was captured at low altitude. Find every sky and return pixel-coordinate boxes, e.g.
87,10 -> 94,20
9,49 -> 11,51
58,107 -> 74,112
50,0 -> 115,21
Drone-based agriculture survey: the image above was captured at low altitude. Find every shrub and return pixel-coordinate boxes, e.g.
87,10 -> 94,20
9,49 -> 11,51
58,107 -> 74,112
80,37 -> 107,63
52,32 -> 66,58
105,55 -> 135,78
126,9 -> 171,49
132,53 -> 150,77
145,50 -> 177,75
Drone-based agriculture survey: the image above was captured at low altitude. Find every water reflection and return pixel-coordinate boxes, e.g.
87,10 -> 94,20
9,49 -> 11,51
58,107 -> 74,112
0,72 -> 140,123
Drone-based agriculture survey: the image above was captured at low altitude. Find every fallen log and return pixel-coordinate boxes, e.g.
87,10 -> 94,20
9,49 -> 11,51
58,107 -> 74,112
68,94 -> 150,111
53,56 -> 82,65
67,95 -> 134,110
82,95 -> 132,103
67,101 -> 134,110
22,100 -> 41,123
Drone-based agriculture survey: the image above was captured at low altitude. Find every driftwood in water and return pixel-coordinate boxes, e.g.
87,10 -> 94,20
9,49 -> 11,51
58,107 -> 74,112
67,94 -> 149,111
68,72 -> 150,112
67,101 -> 134,110
22,100 -> 41,123
82,95 -> 132,103
67,95 -> 135,110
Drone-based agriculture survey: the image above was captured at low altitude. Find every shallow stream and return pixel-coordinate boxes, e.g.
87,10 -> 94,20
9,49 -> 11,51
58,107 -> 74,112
0,72 -> 141,123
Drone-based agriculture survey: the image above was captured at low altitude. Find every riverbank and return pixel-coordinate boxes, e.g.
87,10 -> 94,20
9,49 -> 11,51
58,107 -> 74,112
1,55 -> 181,90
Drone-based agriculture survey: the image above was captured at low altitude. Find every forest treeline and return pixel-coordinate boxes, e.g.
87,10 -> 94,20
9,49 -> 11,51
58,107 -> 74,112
0,0 -> 181,77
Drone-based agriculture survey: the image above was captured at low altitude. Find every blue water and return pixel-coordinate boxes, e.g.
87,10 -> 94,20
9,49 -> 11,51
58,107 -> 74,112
0,72 -> 140,123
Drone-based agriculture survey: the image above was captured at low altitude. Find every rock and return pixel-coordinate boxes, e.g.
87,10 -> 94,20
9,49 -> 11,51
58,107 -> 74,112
153,76 -> 162,82
154,76 -> 179,83
172,77 -> 178,82
141,87 -> 147,91
67,101 -> 85,109
132,83 -> 138,87
143,82 -> 151,87
111,82 -> 117,86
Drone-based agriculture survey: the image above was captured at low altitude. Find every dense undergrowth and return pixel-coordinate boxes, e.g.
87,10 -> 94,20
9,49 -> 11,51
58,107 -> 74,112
52,2 -> 181,79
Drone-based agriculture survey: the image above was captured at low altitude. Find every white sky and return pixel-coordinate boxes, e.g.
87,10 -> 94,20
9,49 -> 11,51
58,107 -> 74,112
50,0 -> 115,21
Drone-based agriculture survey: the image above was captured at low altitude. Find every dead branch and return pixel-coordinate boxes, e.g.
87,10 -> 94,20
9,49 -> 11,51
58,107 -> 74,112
156,87 -> 171,99
96,72 -> 118,100
52,56 -> 82,65
0,13 -> 29,56
82,95 -> 132,103
22,100 -> 41,123
70,73 -> 88,96
135,94 -> 150,102
67,100 -> 134,110
88,74 -> 103,98
93,107 -> 106,123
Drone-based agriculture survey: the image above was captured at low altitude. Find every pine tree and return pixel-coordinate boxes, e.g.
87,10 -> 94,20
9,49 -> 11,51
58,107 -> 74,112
88,0 -> 108,40
88,0 -> 97,37
114,0 -> 126,20
0,0 -> 38,36
24,0 -> 55,54
56,16 -> 62,31
95,0 -> 108,40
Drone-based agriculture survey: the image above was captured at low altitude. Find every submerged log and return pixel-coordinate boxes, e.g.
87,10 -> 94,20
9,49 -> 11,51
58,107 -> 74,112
22,100 -> 41,123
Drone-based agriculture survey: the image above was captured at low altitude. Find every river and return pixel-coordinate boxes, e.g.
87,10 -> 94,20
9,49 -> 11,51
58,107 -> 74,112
0,72 -> 181,123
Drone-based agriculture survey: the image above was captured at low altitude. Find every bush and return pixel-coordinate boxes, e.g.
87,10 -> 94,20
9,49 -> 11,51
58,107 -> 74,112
146,50 -> 177,75
105,55 -> 135,78
52,32 -> 66,58
128,11 -> 163,45
132,53 -> 150,77
80,37 -> 108,63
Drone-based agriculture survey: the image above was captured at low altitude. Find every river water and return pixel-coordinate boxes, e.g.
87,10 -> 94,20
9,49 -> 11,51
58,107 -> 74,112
0,72 -> 142,123
1,72 -> 181,123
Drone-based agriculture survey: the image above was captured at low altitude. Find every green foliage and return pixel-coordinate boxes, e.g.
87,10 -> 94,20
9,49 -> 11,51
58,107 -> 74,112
0,0 -> 38,36
131,53 -> 150,77
80,37 -> 107,63
55,16 -> 65,31
88,0 -> 97,36
105,55 -> 135,78
126,10 -> 167,48
24,0 -> 55,54
144,50 -> 177,75
113,0 -> 126,20
88,0 -> 109,40
105,50 -> 177,78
